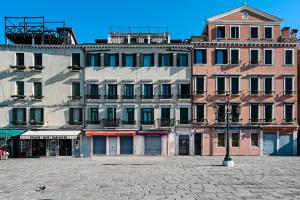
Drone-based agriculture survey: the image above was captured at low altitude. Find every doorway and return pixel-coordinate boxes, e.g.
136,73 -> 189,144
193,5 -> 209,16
109,137 -> 117,155
32,140 -> 46,157
59,139 -> 72,156
194,134 -> 202,155
179,135 -> 189,155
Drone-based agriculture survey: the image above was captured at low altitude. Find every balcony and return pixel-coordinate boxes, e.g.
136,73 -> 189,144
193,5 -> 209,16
67,65 -> 82,71
177,120 -> 192,125
30,95 -> 44,100
29,65 -> 44,71
102,119 -> 120,127
12,120 -> 27,125
86,120 -> 101,125
10,65 -> 26,71
69,121 -> 82,125
69,96 -> 82,100
158,119 -> 174,127
159,95 -> 173,99
122,120 -> 136,125
262,118 -> 276,124
122,95 -> 136,100
29,120 -> 44,126
104,95 -> 118,100
140,95 -> 154,99
86,95 -> 101,99
140,120 -> 155,125
11,95 -> 26,100
177,94 -> 191,99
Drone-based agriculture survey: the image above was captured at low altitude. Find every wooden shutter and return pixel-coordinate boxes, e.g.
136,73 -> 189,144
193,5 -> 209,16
69,108 -> 73,124
30,108 -> 34,121
133,54 -> 137,67
12,108 -> 17,123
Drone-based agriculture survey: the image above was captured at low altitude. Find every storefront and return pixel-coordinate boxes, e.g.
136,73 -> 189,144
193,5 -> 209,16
263,127 -> 297,156
0,129 -> 25,158
86,130 -> 136,156
137,130 -> 168,156
20,130 -> 81,157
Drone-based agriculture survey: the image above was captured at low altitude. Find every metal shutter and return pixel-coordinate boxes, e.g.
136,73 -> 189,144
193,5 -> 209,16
120,136 -> 133,155
278,134 -> 293,156
144,136 -> 162,155
93,136 -> 106,155
263,133 -> 277,155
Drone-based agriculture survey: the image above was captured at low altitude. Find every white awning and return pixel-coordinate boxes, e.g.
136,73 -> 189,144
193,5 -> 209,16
20,130 -> 81,140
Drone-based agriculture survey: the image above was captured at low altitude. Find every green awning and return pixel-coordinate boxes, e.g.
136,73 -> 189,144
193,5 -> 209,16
0,130 -> 25,137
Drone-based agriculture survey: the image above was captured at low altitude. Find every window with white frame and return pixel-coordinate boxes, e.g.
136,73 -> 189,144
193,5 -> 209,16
230,49 -> 239,65
284,104 -> 293,123
264,27 -> 273,39
284,49 -> 294,65
250,104 -> 259,123
230,76 -> 239,95
284,76 -> 294,95
216,26 -> 226,39
249,77 -> 259,95
250,49 -> 259,65
264,49 -> 273,65
264,104 -> 273,123
263,77 -> 273,95
216,76 -> 226,95
250,27 -> 259,39
230,26 -> 240,39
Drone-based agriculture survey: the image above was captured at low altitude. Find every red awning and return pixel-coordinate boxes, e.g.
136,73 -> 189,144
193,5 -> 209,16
137,130 -> 169,136
86,130 -> 136,137
262,127 -> 297,133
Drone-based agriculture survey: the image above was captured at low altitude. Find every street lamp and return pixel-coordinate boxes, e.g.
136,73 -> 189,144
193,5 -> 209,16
213,93 -> 240,167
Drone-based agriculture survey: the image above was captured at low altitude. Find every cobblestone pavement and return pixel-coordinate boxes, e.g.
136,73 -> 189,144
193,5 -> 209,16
1,156 -> 300,200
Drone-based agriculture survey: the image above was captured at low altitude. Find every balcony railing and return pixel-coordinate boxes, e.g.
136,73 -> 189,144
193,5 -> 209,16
177,120 -> 192,125
158,119 -> 175,127
29,120 -> 44,125
102,119 -> 120,127
11,95 -> 26,100
159,95 -> 173,99
193,119 -> 208,124
69,121 -> 82,125
12,120 -> 27,125
29,65 -> 44,71
10,65 -> 26,71
140,95 -> 154,99
122,95 -> 136,100
67,65 -> 82,71
177,94 -> 191,99
69,95 -> 82,100
122,120 -> 136,125
86,95 -> 101,99
104,95 -> 118,100
140,120 -> 155,125
30,95 -> 44,100
86,120 -> 101,125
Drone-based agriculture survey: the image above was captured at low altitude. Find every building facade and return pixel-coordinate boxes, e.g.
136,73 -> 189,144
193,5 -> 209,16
191,5 -> 298,156
82,30 -> 193,156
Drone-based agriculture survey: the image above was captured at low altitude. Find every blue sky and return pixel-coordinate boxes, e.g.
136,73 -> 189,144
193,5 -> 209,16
0,0 -> 299,43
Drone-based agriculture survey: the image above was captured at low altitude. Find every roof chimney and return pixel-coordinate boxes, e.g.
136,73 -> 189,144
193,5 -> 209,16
281,27 -> 290,38
290,29 -> 298,38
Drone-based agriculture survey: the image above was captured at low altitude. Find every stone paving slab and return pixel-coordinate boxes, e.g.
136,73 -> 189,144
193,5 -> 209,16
0,156 -> 300,200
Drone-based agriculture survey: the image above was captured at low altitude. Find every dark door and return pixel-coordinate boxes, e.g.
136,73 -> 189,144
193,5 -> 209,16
179,135 -> 189,155
12,138 -> 20,157
59,139 -> 72,156
144,136 -> 162,155
120,136 -> 133,155
194,134 -> 202,155
32,139 -> 46,157
93,136 -> 106,155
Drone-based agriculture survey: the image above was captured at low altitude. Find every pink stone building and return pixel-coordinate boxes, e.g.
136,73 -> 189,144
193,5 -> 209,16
191,5 -> 298,156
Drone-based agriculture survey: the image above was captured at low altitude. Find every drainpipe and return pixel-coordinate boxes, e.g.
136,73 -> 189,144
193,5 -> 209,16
80,46 -> 87,158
